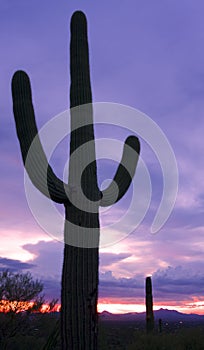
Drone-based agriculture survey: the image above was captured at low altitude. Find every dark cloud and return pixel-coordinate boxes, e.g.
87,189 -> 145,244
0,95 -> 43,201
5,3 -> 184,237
0,257 -> 35,272
98,264 -> 204,303
152,265 -> 204,302
99,271 -> 144,300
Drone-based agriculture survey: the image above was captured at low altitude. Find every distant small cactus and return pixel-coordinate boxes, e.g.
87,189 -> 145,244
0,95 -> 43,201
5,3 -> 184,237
145,276 -> 154,333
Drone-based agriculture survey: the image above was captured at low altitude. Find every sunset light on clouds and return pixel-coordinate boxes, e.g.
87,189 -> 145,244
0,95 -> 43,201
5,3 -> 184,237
1,0 -> 204,316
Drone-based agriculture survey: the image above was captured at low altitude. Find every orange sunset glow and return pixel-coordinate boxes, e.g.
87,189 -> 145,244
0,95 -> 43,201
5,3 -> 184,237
98,301 -> 204,315
0,300 -> 203,315
0,300 -> 61,314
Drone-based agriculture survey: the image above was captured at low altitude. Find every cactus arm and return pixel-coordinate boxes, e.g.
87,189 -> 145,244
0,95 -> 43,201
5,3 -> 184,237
12,71 -> 69,204
100,135 -> 140,207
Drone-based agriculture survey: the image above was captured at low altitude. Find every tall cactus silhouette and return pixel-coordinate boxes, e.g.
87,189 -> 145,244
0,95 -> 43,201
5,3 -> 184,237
11,10 -> 140,350
145,276 -> 154,333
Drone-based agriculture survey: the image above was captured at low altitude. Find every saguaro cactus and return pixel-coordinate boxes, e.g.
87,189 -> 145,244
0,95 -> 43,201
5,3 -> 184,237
145,276 -> 154,333
11,11 -> 140,350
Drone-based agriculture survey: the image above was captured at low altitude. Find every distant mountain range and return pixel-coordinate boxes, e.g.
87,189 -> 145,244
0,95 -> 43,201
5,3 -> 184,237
99,309 -> 204,322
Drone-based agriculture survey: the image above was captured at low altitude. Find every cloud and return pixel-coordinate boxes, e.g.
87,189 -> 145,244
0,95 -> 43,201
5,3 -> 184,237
153,265 -> 204,302
1,238 -> 204,307
0,257 -> 35,272
41,277 -> 61,301
0,241 -> 63,300
99,252 -> 131,267
23,240 -> 63,280
99,271 -> 144,300
98,263 -> 204,305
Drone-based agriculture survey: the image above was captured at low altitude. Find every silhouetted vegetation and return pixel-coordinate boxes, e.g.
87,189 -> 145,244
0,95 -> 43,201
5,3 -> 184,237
0,313 -> 60,350
1,313 -> 204,350
0,270 -> 44,313
0,270 -> 58,349
128,326 -> 204,350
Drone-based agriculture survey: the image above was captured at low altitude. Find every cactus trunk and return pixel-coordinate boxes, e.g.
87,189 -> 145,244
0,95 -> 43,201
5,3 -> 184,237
60,12 -> 100,349
145,276 -> 154,333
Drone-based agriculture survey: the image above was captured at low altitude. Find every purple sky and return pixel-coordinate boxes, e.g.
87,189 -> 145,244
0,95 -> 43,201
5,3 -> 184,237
1,1 -> 204,314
